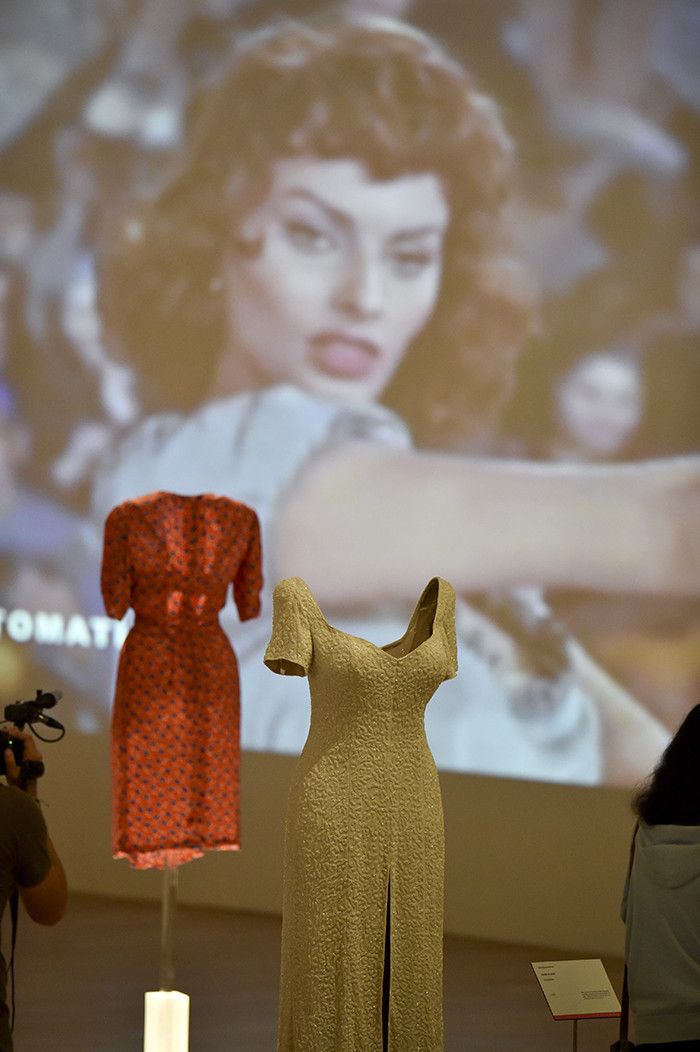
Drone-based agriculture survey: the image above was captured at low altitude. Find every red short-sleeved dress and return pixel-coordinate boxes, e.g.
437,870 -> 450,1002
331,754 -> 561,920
100,491 -> 262,869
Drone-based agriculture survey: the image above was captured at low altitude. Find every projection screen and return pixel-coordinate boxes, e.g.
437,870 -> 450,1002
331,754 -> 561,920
0,0 -> 698,787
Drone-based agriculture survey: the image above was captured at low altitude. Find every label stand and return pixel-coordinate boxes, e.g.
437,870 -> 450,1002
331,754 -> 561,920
531,959 -> 620,1050
143,865 -> 190,1052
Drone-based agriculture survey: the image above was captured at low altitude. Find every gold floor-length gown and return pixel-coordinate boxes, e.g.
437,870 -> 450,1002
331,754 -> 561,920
264,576 -> 458,1052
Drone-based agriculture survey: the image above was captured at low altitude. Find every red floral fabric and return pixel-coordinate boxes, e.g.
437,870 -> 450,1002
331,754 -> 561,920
101,491 -> 262,869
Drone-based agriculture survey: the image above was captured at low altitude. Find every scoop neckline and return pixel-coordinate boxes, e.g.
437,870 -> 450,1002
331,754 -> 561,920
291,576 -> 442,662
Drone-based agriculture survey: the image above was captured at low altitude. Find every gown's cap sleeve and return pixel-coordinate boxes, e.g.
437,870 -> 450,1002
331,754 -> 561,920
101,502 -> 133,620
264,577 -> 312,678
233,507 -> 263,621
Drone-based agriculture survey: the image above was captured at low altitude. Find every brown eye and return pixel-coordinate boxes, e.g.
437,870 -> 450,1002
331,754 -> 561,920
391,249 -> 437,278
284,219 -> 334,253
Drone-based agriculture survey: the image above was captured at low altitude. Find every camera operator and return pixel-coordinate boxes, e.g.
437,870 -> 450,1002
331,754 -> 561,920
0,727 -> 67,1051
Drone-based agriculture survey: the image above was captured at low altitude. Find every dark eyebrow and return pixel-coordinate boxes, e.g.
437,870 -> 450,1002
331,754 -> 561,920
281,188 -> 447,242
281,188 -> 353,231
388,226 -> 446,245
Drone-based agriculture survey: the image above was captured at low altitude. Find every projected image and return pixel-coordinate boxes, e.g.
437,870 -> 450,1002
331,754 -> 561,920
0,0 -> 698,785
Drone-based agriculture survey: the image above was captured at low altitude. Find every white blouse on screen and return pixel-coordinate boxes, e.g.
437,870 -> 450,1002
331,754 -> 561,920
92,384 -> 601,784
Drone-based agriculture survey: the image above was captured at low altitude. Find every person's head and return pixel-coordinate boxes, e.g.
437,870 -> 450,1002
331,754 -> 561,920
634,703 -> 700,826
103,14 -> 534,435
553,347 -> 644,460
504,265 -> 648,461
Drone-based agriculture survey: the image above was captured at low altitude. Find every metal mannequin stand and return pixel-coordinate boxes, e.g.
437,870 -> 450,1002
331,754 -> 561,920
143,865 -> 190,1052
160,865 -> 178,991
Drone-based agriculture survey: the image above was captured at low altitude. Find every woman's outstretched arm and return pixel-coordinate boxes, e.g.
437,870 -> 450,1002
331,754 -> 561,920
568,641 -> 670,786
277,442 -> 700,603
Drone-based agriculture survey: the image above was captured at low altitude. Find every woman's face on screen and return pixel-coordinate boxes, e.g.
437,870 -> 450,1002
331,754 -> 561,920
220,157 -> 449,405
555,351 -> 644,459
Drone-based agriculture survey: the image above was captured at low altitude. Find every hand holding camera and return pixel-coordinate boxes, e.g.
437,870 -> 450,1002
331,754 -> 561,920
0,689 -> 63,790
1,726 -> 45,791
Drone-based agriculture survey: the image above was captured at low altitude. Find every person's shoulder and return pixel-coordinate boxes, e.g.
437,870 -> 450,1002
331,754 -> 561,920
114,389 -> 284,459
0,785 -> 46,827
0,783 -> 32,809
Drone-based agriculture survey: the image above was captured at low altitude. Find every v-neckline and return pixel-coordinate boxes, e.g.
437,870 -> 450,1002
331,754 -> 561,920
294,577 -> 442,663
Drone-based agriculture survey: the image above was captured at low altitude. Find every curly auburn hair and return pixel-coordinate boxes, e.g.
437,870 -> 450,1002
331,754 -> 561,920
101,14 -> 537,437
634,703 -> 700,826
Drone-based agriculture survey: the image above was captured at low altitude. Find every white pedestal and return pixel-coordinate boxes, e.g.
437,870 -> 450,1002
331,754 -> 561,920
143,990 -> 190,1052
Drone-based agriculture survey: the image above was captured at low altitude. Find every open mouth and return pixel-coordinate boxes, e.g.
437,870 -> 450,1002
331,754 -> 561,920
310,334 -> 381,380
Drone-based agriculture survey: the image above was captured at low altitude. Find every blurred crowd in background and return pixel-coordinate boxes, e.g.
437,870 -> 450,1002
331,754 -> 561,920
0,0 -> 698,742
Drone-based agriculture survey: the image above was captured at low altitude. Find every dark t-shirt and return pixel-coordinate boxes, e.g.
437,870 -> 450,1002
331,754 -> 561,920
0,786 -> 50,1052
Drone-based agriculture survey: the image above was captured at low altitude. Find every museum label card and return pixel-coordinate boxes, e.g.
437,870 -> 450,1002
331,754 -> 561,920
531,959 -> 621,1020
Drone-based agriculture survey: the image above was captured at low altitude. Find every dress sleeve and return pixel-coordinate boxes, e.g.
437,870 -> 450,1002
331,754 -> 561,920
442,581 -> 459,681
101,503 -> 133,620
233,508 -> 263,621
264,578 -> 312,677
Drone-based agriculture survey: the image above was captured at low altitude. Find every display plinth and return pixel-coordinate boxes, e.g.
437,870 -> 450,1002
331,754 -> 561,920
143,991 -> 190,1052
143,866 -> 190,1051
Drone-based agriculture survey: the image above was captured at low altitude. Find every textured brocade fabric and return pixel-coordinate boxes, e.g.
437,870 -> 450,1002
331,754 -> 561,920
265,576 -> 457,1052
101,491 -> 262,869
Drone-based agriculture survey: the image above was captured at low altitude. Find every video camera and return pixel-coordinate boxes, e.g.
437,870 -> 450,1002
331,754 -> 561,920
0,689 -> 64,778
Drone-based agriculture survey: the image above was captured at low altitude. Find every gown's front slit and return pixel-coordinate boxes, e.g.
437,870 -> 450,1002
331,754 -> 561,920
382,879 -> 391,1052
265,575 -> 458,1052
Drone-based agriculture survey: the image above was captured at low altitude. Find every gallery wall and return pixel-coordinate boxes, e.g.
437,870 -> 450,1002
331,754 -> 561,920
48,733 -> 633,956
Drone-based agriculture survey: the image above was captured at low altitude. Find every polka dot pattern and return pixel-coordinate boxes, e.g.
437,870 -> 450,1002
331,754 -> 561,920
101,491 -> 262,869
